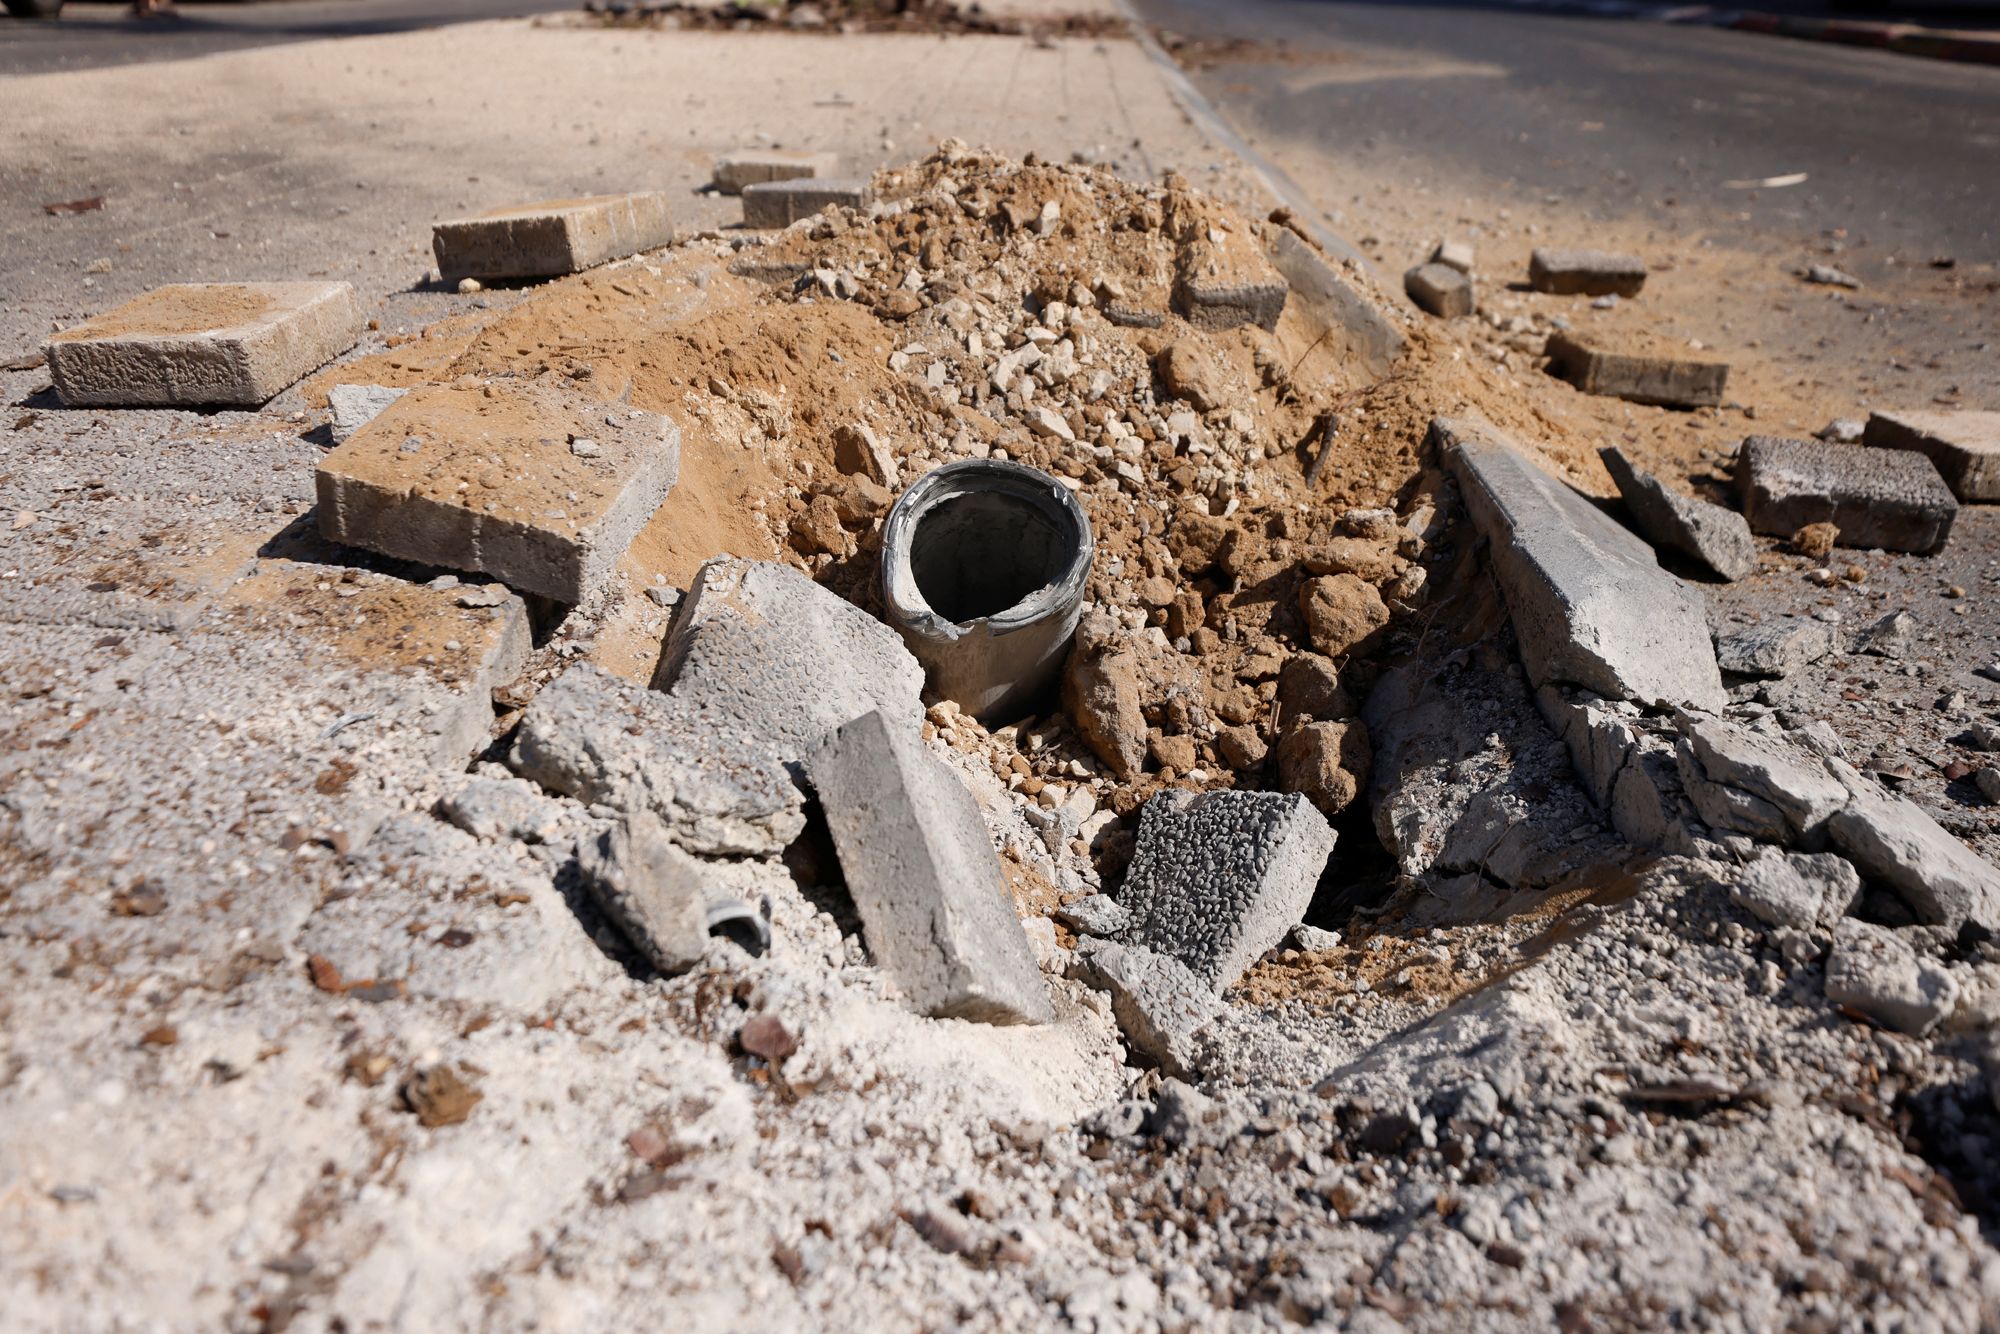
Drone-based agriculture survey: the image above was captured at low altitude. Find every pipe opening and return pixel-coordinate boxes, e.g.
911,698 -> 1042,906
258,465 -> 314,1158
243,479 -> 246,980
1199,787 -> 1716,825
908,490 -> 1076,624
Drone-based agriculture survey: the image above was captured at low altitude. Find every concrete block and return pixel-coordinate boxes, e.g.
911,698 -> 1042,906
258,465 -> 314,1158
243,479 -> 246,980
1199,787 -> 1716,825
1173,240 -> 1289,333
1429,239 -> 1474,274
740,178 -> 871,229
808,709 -> 1052,1025
431,192 -> 675,281
1738,436 -> 1957,554
652,557 -> 925,769
315,381 -> 680,604
575,810 -> 712,975
1715,618 -> 1832,679
1527,248 -> 1647,297
1826,763 -> 2000,930
507,663 -> 805,857
1863,409 -> 2000,502
43,282 -> 364,408
1267,230 -> 1404,375
1435,415 -> 1727,712
328,383 -> 408,444
1118,789 -> 1334,992
712,149 -> 839,195
1824,919 -> 1958,1036
1404,262 -> 1474,318
1077,941 -> 1219,1077
1544,330 -> 1728,409
1600,446 -> 1754,581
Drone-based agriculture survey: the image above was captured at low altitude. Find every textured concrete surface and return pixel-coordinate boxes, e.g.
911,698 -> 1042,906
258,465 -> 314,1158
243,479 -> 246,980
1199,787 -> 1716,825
1077,940 -> 1218,1077
1865,409 -> 2000,502
1527,248 -> 1647,298
740,178 -> 872,229
1739,435 -> 1958,554
431,191 -> 676,281
1714,617 -> 1832,679
712,149 -> 840,195
1544,330 -> 1729,409
1601,445 -> 1755,581
574,809 -> 712,975
1823,919 -> 1958,1036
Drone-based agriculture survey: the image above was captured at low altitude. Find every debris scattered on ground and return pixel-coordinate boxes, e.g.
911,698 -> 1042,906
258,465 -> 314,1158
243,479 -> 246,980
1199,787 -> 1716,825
712,148 -> 840,195
1802,262 -> 1861,289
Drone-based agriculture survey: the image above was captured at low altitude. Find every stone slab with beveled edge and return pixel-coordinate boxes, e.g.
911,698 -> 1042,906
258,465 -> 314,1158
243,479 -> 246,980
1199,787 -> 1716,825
431,192 -> 675,281
43,282 -> 364,408
1864,409 -> 2000,502
712,149 -> 839,195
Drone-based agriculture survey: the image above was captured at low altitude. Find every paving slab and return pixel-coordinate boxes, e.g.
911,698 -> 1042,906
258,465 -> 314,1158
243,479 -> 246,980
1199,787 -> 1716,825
808,709 -> 1052,1025
712,149 -> 840,195
1826,761 -> 2000,930
431,192 -> 676,281
0,504 -> 266,631
315,380 -> 680,604
1435,415 -> 1727,712
1738,435 -> 1957,554
1544,330 -> 1729,409
741,178 -> 872,229
328,383 -> 408,444
1117,789 -> 1334,992
1863,409 -> 2000,502
1600,446 -> 1754,580
1403,262 -> 1474,318
43,282 -> 364,408
1527,248 -> 1647,297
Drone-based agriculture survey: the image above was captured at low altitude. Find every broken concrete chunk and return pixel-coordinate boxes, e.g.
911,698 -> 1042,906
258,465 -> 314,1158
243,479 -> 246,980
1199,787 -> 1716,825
712,149 -> 839,195
1527,248 -> 1647,297
1825,767 -> 2000,930
316,381 -> 679,604
1118,789 -> 1334,992
1056,894 -> 1130,937
508,664 -> 805,857
1544,331 -> 1728,409
1824,919 -> 1958,1036
328,383 -> 409,444
1738,436 -> 1956,555
431,192 -> 675,281
1077,941 -> 1219,1078
653,558 -> 925,770
1267,229 -> 1404,375
1436,416 -> 1726,712
1404,263 -> 1474,319
1714,618 -> 1832,679
1173,232 -> 1287,332
1600,446 -> 1754,581
1852,609 -> 1914,659
1729,847 -> 1860,930
808,709 -> 1052,1025
44,282 -> 364,408
832,422 -> 896,485
1863,409 -> 2000,502
575,810 -> 712,975
741,178 -> 872,229
437,775 -> 563,844
1675,714 -> 1850,846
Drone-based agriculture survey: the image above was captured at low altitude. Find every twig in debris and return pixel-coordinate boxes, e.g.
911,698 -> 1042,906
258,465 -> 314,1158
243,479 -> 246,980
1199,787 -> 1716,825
1303,413 -> 1339,490
1286,325 -> 1339,381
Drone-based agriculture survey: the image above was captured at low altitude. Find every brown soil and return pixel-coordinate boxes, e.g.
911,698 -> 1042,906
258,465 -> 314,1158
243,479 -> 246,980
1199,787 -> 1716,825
54,284 -> 278,340
575,0 -> 1128,40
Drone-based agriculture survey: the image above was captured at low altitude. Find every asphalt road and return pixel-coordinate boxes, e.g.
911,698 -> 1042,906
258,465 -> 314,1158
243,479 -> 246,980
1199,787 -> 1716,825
1130,0 -> 2000,262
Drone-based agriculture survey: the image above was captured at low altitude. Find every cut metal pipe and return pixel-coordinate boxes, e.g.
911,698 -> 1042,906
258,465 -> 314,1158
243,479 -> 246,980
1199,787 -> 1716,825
879,459 -> 1094,723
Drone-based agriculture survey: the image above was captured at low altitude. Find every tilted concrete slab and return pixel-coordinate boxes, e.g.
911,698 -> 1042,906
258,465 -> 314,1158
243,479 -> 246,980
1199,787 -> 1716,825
1600,446 -> 1755,581
431,192 -> 675,281
1267,229 -> 1404,377
1436,416 -> 1727,712
1738,436 -> 1956,554
1863,409 -> 2000,503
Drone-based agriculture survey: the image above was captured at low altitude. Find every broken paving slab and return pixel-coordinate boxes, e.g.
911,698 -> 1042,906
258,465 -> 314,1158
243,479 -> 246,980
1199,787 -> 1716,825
1268,230 -> 1403,375
1674,713 -> 1851,846
315,381 -> 680,604
1824,919 -> 1958,1036
741,178 -> 872,229
1738,436 -> 1956,554
1825,761 -> 2000,930
1403,263 -> 1474,319
1076,940 -> 1219,1078
1527,248 -> 1647,298
1435,416 -> 1727,712
1600,446 -> 1754,581
1117,789 -> 1333,992
652,557 -> 925,770
507,663 -> 805,857
575,809 -> 712,975
43,281 -> 364,408
1544,330 -> 1728,409
1862,409 -> 2000,503
808,709 -> 1052,1025
712,149 -> 839,195
1714,618 -> 1832,679
431,192 -> 675,282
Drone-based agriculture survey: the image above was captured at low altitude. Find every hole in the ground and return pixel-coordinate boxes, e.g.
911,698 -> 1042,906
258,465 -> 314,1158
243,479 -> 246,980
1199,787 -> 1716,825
908,490 -> 1075,623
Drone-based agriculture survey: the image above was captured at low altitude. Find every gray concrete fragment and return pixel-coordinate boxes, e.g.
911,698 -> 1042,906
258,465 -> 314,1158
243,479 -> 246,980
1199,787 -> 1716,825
44,281 -> 364,408
1528,248 -> 1647,297
1864,409 -> 2000,502
437,775 -> 563,844
1436,415 -> 1727,712
1675,714 -> 1850,846
653,557 -> 925,770
712,149 -> 839,195
1056,894 -> 1131,937
508,664 -> 805,857
740,178 -> 871,228
1077,941 -> 1219,1078
1729,847 -> 1860,930
1738,436 -> 1957,555
1404,263 -> 1474,319
1824,919 -> 1958,1036
807,709 -> 1051,1025
1172,275 -> 1287,332
327,384 -> 408,444
1825,765 -> 2000,930
1267,229 -> 1403,376
1714,619 -> 1832,679
431,192 -> 675,281
1852,609 -> 1915,659
1118,789 -> 1334,992
1600,446 -> 1755,581
1544,331 -> 1728,409
575,810 -> 712,975
1429,239 -> 1474,274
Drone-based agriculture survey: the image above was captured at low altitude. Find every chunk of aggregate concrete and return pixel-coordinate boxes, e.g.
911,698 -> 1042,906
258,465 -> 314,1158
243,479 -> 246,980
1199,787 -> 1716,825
1600,446 -> 1754,581
1714,618 -> 1833,679
1435,416 -> 1727,712
1824,919 -> 1958,1036
652,557 -> 925,770
740,178 -> 871,229
315,381 -> 679,604
1267,230 -> 1404,376
712,149 -> 839,195
575,809 -> 712,975
1852,609 -> 1915,659
43,281 -> 364,408
1077,940 -> 1219,1078
1527,248 -> 1647,297
508,664 -> 806,857
1055,894 -> 1130,938
328,384 -> 409,444
1825,766 -> 2000,930
1729,846 -> 1861,930
1863,409 -> 2000,503
807,709 -> 1052,1025
1403,263 -> 1474,319
1544,331 -> 1729,409
1738,436 -> 1957,555
431,192 -> 675,281
437,775 -> 564,844
1674,715 -> 1850,846
1118,789 -> 1334,992
1173,251 -> 1289,333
